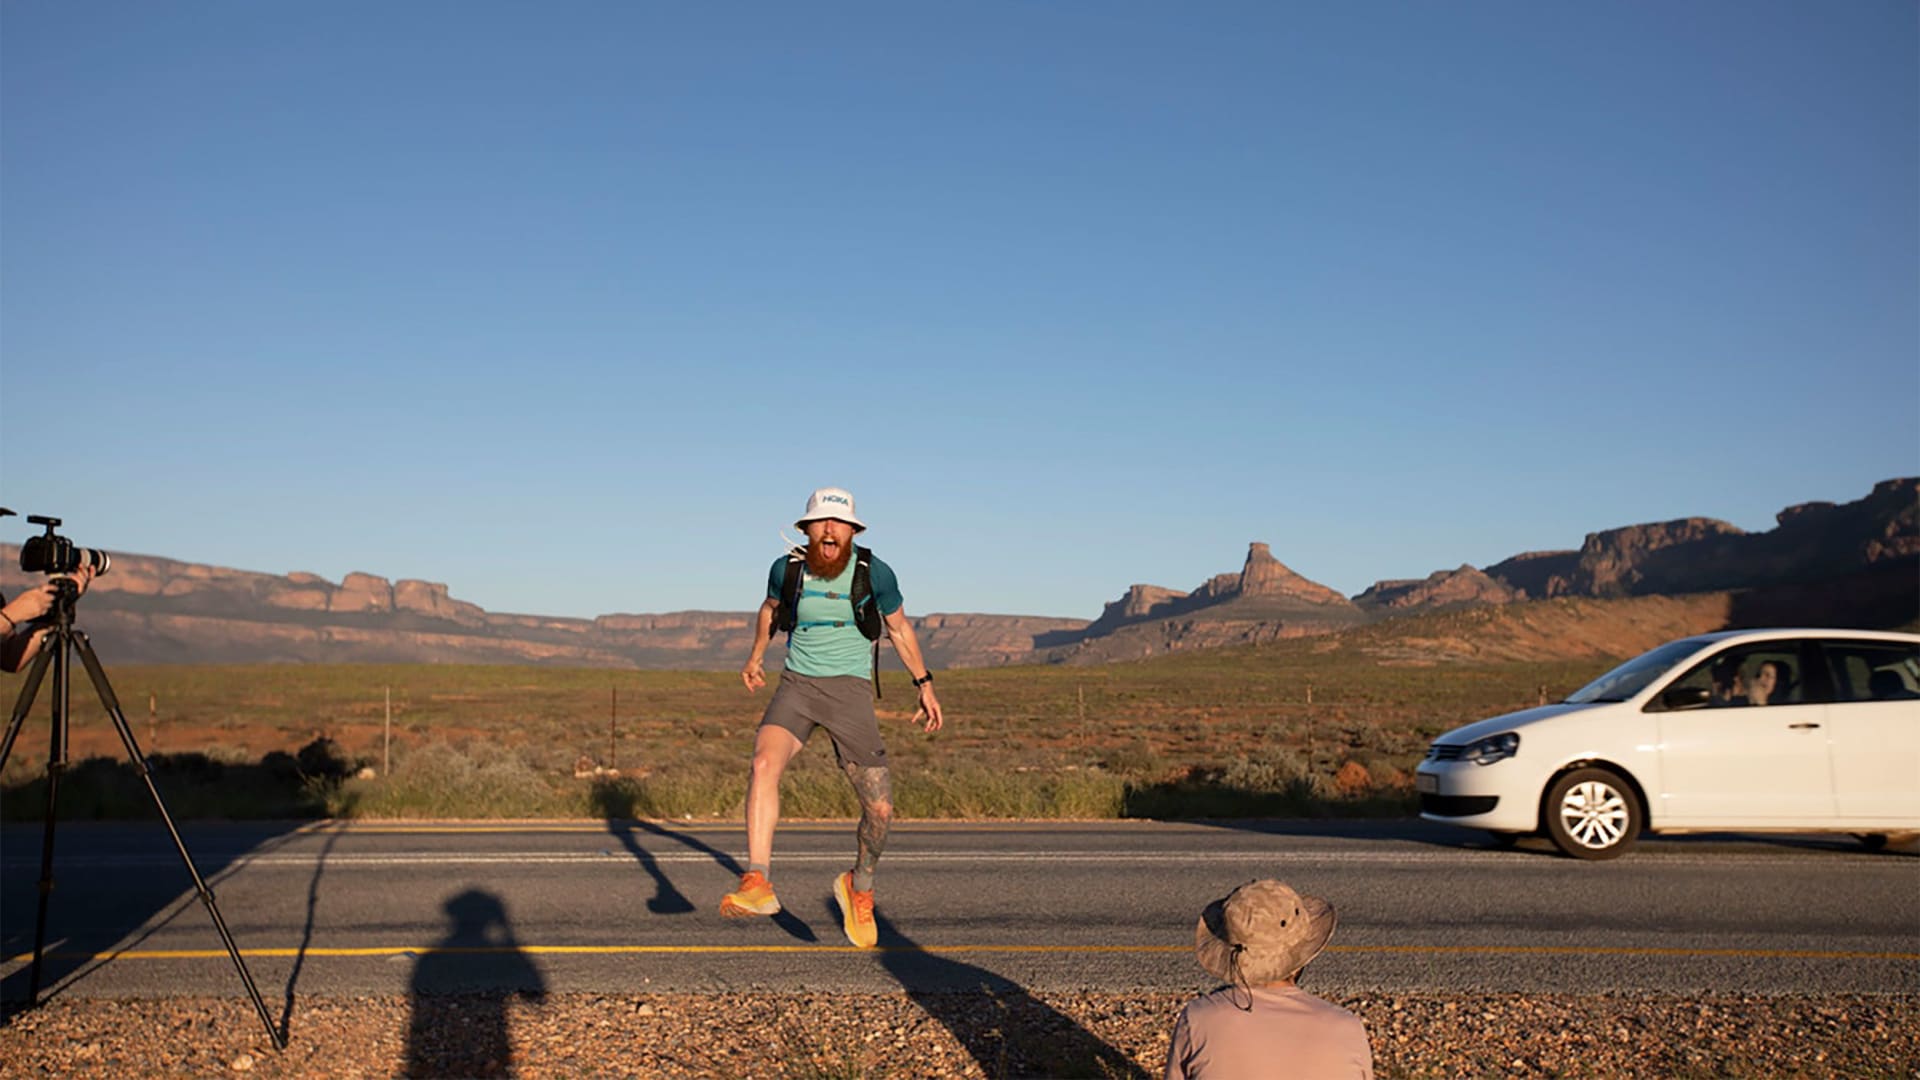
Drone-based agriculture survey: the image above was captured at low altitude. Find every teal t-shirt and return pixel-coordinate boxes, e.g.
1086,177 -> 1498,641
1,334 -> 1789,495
767,550 -> 903,679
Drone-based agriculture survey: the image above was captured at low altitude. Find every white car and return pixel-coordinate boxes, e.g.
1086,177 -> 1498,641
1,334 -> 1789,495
1415,628 -> 1920,859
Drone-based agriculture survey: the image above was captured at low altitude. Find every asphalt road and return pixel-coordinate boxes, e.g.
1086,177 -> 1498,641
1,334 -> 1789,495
3,819 -> 1917,1005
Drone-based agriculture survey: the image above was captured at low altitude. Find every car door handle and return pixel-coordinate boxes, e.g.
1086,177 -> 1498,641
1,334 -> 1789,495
1787,722 -> 1821,730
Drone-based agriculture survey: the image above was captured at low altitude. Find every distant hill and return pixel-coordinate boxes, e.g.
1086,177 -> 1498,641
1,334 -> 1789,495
1,477 -> 1910,668
1031,542 -> 1369,663
1360,476 -> 1917,612
0,549 -> 1085,671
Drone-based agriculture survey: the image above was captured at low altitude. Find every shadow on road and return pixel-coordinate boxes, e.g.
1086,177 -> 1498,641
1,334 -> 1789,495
590,784 -> 817,942
1171,816 -> 1918,859
1,817 -> 305,1023
869,909 -> 1148,1079
277,821 -> 345,1041
2,737 -> 358,1023
405,889 -> 546,1078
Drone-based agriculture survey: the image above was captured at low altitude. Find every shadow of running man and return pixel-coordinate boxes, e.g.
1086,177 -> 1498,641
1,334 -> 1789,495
405,889 -> 546,1078
870,909 -> 1148,1079
590,781 -> 816,942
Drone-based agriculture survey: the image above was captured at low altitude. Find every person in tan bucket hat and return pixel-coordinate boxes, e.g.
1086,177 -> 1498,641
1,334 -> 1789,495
1165,879 -> 1374,1079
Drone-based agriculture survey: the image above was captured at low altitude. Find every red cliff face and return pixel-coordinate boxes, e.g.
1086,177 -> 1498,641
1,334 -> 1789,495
1479,550 -> 1579,600
1562,518 -> 1748,597
1234,542 -> 1351,606
1068,543 -> 1361,648
4,477 -> 1909,669
1364,477 -> 1918,615
0,545 -> 1085,670
1355,565 -> 1522,610
1099,585 -> 1189,624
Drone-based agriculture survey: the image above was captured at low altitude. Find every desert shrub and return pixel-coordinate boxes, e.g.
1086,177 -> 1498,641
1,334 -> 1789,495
1,748 -> 337,820
894,764 -> 1126,819
334,739 -> 567,818
260,750 -> 301,783
295,737 -> 354,782
1099,738 -> 1163,776
1220,744 -> 1318,795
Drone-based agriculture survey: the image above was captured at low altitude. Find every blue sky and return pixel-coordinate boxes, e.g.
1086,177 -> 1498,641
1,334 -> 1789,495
3,3 -> 1914,622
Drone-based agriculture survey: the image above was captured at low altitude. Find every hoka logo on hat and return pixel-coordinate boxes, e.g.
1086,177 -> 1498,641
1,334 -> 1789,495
795,487 -> 866,533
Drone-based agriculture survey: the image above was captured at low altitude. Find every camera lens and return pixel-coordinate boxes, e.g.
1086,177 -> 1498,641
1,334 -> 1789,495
18,534 -> 110,576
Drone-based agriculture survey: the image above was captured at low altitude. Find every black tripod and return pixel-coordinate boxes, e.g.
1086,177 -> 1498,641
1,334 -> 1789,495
0,580 -> 282,1048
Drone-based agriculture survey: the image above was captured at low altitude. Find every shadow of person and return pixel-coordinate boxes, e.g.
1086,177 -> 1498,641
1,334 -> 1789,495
589,781 -> 817,942
405,889 -> 546,1079
869,910 -> 1148,1079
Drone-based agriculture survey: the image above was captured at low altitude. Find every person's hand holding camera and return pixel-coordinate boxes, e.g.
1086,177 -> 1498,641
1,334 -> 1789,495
1,566 -> 93,672
2,564 -> 96,632
2,585 -> 57,634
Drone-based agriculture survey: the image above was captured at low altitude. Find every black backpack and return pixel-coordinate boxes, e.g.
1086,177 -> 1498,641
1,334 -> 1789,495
774,546 -> 886,696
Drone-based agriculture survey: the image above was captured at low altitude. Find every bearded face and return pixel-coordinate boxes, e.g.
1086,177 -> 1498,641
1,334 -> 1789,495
803,519 -> 856,579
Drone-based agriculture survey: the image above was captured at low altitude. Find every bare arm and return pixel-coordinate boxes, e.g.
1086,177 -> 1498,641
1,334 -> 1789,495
741,596 -> 779,692
1,574 -> 85,674
883,607 -> 943,732
0,625 -> 47,674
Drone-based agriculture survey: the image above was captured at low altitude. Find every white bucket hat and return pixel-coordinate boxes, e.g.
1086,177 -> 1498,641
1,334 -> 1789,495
1194,879 -> 1337,987
794,487 -> 866,533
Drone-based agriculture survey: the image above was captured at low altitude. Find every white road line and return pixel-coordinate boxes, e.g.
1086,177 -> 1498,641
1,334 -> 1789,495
3,849 -> 1902,870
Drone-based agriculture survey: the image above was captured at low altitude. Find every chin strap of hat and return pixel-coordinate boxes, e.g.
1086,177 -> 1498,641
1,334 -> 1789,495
1229,944 -> 1253,1011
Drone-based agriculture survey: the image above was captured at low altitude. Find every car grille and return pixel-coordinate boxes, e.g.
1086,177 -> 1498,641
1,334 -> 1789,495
1420,793 -> 1499,817
1426,744 -> 1466,762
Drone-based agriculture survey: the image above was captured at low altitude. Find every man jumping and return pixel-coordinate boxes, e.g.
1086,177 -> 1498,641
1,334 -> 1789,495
722,487 -> 944,948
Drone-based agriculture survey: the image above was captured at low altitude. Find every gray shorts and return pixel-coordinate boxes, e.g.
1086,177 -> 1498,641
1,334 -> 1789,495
760,671 -> 888,769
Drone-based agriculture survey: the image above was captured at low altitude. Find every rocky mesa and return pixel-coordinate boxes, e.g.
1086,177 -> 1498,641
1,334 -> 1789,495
0,549 -> 1086,670
1,477 -> 1909,670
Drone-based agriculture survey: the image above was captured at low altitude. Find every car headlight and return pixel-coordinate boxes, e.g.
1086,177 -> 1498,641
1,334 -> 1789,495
1463,732 -> 1520,765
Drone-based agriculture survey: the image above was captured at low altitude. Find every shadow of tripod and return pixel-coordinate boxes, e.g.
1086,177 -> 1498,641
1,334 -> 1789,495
0,576 -> 282,1049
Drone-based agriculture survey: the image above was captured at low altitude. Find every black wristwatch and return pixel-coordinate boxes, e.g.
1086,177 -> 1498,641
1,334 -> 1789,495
912,672 -> 934,688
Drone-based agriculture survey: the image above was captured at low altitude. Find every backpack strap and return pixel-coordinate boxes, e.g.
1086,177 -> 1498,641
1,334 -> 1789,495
775,551 -> 804,638
851,548 -> 882,641
853,547 -> 883,699
777,547 -> 886,699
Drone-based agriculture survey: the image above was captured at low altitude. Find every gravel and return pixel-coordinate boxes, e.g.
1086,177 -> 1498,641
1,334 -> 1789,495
2,990 -> 1915,1078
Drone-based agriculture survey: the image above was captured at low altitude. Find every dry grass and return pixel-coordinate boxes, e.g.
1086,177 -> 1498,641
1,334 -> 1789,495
1,636 -> 1611,821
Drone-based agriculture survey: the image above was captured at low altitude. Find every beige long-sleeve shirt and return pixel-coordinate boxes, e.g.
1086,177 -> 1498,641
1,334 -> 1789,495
1165,984 -> 1374,1080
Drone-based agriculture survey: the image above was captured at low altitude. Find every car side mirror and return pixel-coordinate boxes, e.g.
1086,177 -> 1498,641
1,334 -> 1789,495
1660,686 -> 1712,711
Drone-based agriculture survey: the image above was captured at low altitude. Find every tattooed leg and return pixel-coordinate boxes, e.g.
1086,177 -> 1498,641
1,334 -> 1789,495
846,763 -> 893,892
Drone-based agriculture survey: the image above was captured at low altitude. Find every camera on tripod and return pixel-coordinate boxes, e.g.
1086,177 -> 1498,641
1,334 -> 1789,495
18,515 -> 112,577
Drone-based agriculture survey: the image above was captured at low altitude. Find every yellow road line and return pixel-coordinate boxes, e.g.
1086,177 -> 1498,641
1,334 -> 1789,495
287,820 -> 1168,834
11,944 -> 1917,963
290,821 -> 726,835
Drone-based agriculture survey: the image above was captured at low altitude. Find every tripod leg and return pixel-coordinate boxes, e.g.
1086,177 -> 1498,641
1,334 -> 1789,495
70,630 -> 285,1050
0,644 -> 54,774
25,633 -> 72,1007
26,747 -> 61,1007
0,639 -> 55,1004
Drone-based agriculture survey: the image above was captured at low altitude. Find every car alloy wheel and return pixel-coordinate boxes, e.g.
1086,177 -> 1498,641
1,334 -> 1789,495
1545,767 -> 1641,860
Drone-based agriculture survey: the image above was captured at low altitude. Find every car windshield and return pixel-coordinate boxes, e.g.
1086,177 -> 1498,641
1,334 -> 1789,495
1564,638 -> 1713,704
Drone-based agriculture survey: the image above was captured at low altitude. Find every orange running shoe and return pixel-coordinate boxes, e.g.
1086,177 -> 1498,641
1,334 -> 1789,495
833,871 -> 877,948
719,870 -> 781,917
